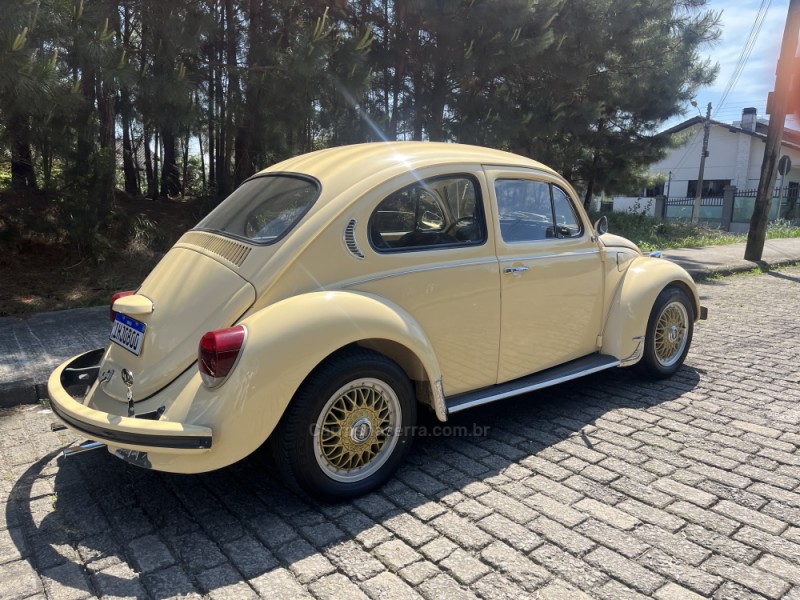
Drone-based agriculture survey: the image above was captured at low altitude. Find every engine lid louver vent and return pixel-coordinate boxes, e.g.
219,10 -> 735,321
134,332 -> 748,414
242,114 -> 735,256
178,231 -> 251,267
343,219 -> 365,259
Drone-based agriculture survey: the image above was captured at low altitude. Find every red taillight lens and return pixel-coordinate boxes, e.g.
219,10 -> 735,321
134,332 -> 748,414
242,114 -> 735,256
198,326 -> 246,387
110,290 -> 135,322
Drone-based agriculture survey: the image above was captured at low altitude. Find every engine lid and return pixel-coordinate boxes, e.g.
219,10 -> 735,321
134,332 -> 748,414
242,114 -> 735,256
100,246 -> 256,403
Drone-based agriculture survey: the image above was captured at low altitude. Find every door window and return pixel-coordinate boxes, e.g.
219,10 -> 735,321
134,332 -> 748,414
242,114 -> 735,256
495,179 -> 583,242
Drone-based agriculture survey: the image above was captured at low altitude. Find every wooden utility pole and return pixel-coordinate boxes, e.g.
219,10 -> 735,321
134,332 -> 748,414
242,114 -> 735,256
745,0 -> 800,261
691,102 -> 712,224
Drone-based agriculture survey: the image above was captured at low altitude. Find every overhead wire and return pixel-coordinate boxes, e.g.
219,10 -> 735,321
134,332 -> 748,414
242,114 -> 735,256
714,0 -> 772,116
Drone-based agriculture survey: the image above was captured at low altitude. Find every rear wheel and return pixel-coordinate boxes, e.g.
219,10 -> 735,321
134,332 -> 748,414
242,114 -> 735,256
270,349 -> 416,501
636,285 -> 694,379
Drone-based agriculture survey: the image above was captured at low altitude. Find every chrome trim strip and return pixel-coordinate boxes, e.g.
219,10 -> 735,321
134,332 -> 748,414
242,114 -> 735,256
447,359 -> 621,414
343,249 -> 598,288
343,258 -> 499,288
500,249 -> 600,263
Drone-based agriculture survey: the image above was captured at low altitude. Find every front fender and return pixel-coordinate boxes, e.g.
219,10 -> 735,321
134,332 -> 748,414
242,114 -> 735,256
601,256 -> 700,362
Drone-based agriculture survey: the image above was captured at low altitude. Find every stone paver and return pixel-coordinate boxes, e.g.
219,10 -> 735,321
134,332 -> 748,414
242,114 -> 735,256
2,266 -> 800,598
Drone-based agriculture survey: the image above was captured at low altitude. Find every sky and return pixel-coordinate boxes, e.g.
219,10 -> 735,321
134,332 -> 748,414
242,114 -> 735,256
662,0 -> 799,131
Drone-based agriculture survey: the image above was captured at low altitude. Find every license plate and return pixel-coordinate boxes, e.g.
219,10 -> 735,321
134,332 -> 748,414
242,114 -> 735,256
110,314 -> 146,356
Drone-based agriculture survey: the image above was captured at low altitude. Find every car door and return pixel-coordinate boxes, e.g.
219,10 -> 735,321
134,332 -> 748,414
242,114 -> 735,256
484,167 -> 604,384
350,167 -> 501,397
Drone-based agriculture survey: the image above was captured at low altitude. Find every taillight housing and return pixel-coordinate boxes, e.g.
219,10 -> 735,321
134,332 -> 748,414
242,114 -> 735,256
198,326 -> 247,388
110,290 -> 135,322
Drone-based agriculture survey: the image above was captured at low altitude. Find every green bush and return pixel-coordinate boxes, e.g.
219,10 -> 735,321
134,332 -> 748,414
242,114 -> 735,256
590,210 -> 800,252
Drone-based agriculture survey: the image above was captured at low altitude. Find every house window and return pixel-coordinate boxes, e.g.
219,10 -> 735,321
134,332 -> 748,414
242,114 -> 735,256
643,183 -> 665,197
686,179 -> 730,198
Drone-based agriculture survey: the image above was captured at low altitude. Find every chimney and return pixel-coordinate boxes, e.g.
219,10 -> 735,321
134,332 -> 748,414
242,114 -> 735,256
741,107 -> 757,131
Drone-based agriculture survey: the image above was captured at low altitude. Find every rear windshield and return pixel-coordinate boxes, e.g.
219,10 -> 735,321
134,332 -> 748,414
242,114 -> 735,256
194,174 -> 320,244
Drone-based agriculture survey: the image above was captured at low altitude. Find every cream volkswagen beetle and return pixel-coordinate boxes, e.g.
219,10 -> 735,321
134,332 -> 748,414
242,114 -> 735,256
49,142 -> 706,500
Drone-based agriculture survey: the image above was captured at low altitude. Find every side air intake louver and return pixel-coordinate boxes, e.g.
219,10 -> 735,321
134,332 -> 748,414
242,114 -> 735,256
178,231 -> 251,267
343,219 -> 365,259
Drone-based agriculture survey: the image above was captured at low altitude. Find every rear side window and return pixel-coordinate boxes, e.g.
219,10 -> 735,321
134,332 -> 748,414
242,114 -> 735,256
369,175 -> 486,252
195,175 -> 319,244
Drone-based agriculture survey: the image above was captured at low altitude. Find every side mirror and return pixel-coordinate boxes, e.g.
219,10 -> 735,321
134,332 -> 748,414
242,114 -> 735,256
594,215 -> 608,236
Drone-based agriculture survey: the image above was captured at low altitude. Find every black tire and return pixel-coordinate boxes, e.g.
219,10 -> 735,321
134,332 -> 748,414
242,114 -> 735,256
635,285 -> 695,380
270,348 -> 416,502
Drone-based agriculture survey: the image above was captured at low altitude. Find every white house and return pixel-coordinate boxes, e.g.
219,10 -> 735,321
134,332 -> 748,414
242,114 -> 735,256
612,108 -> 800,226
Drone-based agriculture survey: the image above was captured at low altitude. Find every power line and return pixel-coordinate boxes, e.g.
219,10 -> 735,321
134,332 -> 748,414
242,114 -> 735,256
715,0 -> 772,116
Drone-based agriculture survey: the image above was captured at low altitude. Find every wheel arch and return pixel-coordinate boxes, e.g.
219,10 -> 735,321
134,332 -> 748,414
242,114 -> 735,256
601,256 -> 700,363
290,337 -> 440,420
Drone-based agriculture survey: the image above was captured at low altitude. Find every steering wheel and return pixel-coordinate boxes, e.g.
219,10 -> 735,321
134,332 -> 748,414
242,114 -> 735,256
444,216 -> 474,235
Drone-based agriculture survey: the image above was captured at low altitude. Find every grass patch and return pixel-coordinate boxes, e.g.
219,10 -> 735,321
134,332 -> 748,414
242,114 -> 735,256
594,211 -> 800,252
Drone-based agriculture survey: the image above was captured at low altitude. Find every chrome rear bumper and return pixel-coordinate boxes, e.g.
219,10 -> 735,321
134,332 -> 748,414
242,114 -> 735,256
48,349 -> 212,452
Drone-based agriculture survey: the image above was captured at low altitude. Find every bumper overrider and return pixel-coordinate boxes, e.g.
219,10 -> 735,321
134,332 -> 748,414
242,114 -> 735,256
48,349 -> 212,457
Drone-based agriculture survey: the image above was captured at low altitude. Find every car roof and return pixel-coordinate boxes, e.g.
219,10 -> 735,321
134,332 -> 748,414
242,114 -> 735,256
257,142 -> 558,203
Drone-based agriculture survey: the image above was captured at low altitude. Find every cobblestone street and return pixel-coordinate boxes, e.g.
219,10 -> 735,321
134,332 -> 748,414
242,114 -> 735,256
2,266 -> 800,600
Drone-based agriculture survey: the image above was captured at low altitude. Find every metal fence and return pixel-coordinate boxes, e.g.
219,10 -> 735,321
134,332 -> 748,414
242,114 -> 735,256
733,188 -> 798,223
664,196 -> 724,227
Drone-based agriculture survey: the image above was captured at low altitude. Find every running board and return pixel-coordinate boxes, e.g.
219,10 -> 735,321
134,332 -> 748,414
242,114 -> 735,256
446,354 -> 620,414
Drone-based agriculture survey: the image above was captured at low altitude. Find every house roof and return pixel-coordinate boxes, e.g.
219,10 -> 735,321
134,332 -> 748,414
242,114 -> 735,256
661,116 -> 800,152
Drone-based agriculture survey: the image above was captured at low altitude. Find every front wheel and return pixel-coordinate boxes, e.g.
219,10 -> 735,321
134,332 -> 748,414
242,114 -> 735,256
636,285 -> 695,379
270,348 -> 416,502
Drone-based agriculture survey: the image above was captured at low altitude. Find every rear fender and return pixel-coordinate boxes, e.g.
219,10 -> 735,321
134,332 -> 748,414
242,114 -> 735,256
181,291 -> 443,468
601,256 -> 700,363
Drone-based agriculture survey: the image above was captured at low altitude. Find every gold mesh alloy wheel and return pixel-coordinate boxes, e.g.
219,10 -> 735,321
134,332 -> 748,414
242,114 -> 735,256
313,378 -> 401,483
654,300 -> 689,368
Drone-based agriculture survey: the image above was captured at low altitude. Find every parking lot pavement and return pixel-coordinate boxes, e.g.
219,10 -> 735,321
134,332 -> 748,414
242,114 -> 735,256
1,267 -> 800,600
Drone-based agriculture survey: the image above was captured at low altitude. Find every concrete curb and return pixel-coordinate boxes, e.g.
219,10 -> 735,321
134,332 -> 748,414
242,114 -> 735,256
682,258 -> 800,281
0,305 -> 108,409
0,380 -> 39,408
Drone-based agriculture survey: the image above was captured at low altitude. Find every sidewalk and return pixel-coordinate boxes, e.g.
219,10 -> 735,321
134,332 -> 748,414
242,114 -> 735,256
2,238 -> 799,407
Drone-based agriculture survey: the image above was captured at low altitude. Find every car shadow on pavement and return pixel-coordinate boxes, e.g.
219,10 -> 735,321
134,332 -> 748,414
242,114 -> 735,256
5,365 -> 701,597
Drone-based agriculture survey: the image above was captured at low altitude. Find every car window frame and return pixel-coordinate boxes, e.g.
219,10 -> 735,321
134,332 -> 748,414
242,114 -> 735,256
193,172 -> 322,246
368,173 -> 488,254
550,184 -> 584,239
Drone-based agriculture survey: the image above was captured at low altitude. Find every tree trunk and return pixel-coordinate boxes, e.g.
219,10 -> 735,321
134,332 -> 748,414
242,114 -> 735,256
583,152 -> 599,210
120,2 -> 138,195
120,99 -> 139,196
208,46 -> 216,192
412,69 -> 424,141
182,128 -> 190,197
160,131 -> 181,197
144,131 -> 154,198
199,132 -> 207,190
98,80 -> 115,150
223,0 -> 239,191
428,70 -> 446,141
9,117 -> 36,190
234,0 -> 263,186
75,71 -> 96,177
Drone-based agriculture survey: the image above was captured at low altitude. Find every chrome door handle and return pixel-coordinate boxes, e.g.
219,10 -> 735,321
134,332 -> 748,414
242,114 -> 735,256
503,266 -> 529,274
